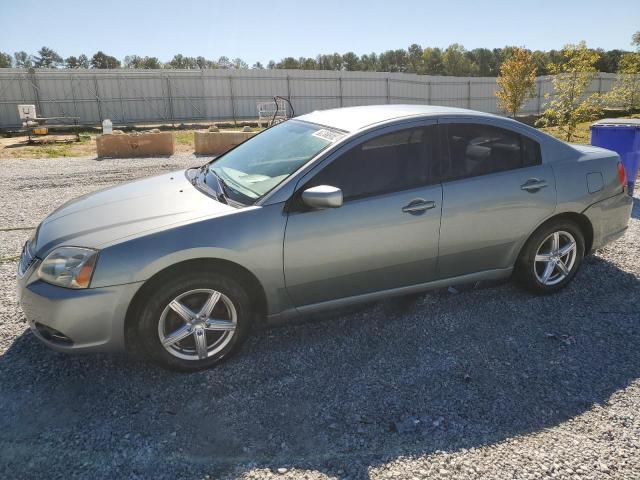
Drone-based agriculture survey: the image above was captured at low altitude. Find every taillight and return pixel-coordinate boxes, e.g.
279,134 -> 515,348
617,161 -> 627,187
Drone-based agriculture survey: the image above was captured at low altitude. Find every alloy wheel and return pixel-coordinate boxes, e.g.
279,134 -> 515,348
533,231 -> 577,286
158,288 -> 237,361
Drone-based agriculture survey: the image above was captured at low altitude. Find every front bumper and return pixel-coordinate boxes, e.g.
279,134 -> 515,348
17,260 -> 143,353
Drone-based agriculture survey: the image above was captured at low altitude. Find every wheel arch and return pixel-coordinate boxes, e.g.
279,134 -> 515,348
518,211 -> 594,263
123,258 -> 268,352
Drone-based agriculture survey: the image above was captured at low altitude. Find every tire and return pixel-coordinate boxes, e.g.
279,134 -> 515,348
515,219 -> 585,294
135,271 -> 253,372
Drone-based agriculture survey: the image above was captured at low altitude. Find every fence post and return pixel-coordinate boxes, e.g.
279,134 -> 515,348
427,81 -> 431,105
70,74 -> 79,122
536,78 -> 542,114
201,69 -> 208,120
29,69 -> 43,116
467,80 -> 471,109
228,75 -> 236,125
339,76 -> 343,107
386,77 -> 391,104
117,76 -> 126,124
598,75 -> 602,94
166,75 -> 175,126
93,75 -> 103,122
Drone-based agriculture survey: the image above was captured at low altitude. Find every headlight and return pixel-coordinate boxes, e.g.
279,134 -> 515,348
37,247 -> 98,289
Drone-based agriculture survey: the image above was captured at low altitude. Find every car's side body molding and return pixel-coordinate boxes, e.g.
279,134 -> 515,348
265,267 -> 513,326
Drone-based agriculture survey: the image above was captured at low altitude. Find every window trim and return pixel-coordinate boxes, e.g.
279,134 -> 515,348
438,122 -> 542,183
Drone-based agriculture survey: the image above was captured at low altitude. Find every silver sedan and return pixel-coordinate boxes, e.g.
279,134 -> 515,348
17,105 -> 633,371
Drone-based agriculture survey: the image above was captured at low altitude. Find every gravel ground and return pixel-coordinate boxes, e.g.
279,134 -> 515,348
0,155 -> 639,480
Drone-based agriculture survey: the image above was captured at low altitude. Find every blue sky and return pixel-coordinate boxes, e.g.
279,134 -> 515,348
1,0 -> 638,64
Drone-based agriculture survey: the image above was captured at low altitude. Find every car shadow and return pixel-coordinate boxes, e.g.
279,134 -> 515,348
1,254 -> 639,479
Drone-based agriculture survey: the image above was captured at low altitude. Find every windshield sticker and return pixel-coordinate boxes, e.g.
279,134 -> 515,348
312,129 -> 344,143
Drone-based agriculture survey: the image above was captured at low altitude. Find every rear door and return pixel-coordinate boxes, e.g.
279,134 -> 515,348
437,119 -> 556,278
283,122 -> 443,307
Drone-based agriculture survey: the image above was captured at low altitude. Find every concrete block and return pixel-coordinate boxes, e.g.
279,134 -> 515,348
96,132 -> 175,158
194,130 -> 257,155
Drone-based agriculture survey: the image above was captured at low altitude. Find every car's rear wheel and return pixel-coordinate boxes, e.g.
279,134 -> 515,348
135,271 -> 253,371
516,219 -> 585,294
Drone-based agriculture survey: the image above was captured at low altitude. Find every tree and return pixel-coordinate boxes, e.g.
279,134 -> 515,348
167,54 -> 197,69
78,54 -> 90,68
14,51 -> 33,68
0,52 -> 11,68
342,52 -> 360,71
422,47 -> 444,75
442,44 -> 473,76
379,49 -> 407,72
217,56 -> 233,69
91,51 -> 121,69
64,54 -> 89,68
65,56 -> 80,68
469,48 -> 495,76
607,52 -> 640,111
605,32 -> 640,112
300,57 -> 317,70
277,57 -> 299,69
232,58 -> 248,69
407,43 -> 424,73
495,47 -> 537,117
34,46 -> 63,68
124,55 -> 162,69
196,56 -> 217,69
531,50 -> 551,75
537,42 -> 603,142
360,53 -> 379,71
252,61 -> 264,69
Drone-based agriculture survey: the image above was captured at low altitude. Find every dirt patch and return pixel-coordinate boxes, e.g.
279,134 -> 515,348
1,127 -> 263,159
0,134 -> 96,159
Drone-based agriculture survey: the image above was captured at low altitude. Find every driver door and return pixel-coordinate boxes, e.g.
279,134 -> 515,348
283,122 -> 443,308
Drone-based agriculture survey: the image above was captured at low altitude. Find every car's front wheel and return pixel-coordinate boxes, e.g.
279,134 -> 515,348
516,219 -> 585,294
135,271 -> 253,371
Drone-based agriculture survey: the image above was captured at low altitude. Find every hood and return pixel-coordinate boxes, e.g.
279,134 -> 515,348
34,170 -> 235,256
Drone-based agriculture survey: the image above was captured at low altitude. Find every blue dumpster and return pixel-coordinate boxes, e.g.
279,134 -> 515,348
590,118 -> 640,195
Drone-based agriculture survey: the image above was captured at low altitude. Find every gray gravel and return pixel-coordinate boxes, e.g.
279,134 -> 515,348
0,155 -> 639,480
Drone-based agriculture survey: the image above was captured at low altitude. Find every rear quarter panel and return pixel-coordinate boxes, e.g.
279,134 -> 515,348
552,144 -> 631,250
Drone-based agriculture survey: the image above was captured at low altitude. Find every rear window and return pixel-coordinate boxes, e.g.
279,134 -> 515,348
442,123 -> 542,180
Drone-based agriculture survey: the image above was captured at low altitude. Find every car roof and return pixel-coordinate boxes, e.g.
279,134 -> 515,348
296,104 -> 498,132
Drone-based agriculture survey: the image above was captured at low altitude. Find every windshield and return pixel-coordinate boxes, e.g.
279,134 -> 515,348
206,120 -> 344,204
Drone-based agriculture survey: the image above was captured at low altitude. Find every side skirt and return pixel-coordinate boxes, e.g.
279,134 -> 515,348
265,267 -> 513,326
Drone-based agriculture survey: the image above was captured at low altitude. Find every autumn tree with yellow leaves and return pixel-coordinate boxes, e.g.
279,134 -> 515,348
537,42 -> 603,142
495,47 -> 537,117
605,32 -> 640,112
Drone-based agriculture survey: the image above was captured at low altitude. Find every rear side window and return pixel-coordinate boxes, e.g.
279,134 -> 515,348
441,123 -> 541,180
522,135 -> 542,167
306,125 -> 438,201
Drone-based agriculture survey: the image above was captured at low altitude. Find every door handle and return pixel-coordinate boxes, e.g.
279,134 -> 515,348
521,178 -> 548,192
402,199 -> 436,214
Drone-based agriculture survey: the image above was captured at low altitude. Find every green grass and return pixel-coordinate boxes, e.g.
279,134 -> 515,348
540,113 -> 640,144
173,131 -> 194,145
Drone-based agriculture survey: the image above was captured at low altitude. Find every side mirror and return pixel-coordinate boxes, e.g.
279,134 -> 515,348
301,185 -> 343,210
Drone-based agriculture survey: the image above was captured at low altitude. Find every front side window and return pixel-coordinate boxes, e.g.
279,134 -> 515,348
206,120 -> 344,204
442,123 -> 541,180
306,125 -> 437,201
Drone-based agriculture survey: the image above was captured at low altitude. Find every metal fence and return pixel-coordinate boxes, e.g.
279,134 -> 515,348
0,68 -> 619,129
